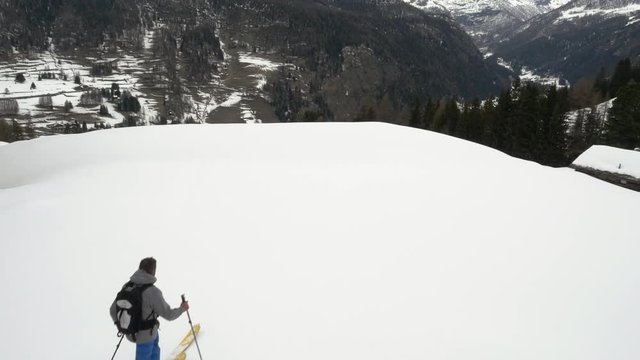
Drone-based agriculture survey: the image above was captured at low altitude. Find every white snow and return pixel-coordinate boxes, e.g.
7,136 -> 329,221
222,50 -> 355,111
555,4 -> 640,23
238,52 -> 285,89
496,57 -> 514,71
495,57 -> 565,87
0,123 -> 639,360
402,0 -> 572,21
0,141 -> 7,146
573,145 -> 640,179
250,74 -> 268,90
627,16 -> 640,26
102,102 -> 126,126
240,105 -> 261,124
143,29 -> 155,51
217,92 -> 242,108
519,66 -> 564,87
238,53 -> 281,72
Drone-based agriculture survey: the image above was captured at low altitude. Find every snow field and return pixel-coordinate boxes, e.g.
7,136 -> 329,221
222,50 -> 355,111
0,123 -> 638,360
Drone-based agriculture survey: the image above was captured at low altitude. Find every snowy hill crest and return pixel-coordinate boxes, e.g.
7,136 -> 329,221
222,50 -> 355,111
0,123 -> 639,360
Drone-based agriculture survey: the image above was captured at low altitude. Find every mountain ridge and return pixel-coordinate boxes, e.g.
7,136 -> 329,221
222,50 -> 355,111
402,0 -> 572,45
0,0 -> 510,128
491,0 -> 640,82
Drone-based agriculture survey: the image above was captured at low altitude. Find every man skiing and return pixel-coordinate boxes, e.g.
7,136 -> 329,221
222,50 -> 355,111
110,257 -> 189,360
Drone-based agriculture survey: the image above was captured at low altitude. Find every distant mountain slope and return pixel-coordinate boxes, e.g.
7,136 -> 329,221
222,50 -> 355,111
1,0 -> 511,125
492,0 -> 640,82
214,0 -> 509,122
402,0 -> 572,45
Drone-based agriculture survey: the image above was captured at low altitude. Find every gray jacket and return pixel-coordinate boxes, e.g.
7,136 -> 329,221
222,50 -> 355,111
110,269 -> 185,344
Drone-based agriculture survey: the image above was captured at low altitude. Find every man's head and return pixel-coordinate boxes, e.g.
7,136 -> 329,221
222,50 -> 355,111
139,257 -> 157,276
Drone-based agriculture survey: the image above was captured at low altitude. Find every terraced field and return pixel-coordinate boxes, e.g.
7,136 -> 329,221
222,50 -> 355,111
0,25 -> 285,136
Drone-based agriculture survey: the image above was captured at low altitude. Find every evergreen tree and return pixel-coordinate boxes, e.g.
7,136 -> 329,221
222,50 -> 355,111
605,84 -> 640,149
481,97 -> 497,147
568,110 -> 587,159
11,120 -> 23,141
540,86 -> 569,165
408,98 -> 422,128
593,67 -> 608,99
492,90 -> 513,151
430,99 -> 447,133
0,119 -> 12,142
443,98 -> 460,135
455,102 -> 471,140
99,104 -> 110,116
509,82 -> 540,160
421,97 -> 436,130
609,58 -> 632,98
633,63 -> 640,83
353,106 -> 376,122
466,97 -> 483,143
26,119 -> 36,139
63,100 -> 73,112
584,109 -> 603,147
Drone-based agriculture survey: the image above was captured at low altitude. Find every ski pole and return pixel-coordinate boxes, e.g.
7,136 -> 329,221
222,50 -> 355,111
182,294 -> 204,360
110,334 -> 124,360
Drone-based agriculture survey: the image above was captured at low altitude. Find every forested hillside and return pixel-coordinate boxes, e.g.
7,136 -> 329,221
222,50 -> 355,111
0,0 -> 509,124
406,58 -> 640,166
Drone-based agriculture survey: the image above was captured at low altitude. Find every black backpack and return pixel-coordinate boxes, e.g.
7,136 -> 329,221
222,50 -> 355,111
114,282 -> 156,339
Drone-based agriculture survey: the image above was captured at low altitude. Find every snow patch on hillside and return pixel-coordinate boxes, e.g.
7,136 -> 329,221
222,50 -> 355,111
238,53 -> 281,72
403,0 -> 572,20
555,3 -> 640,23
520,66 -> 564,87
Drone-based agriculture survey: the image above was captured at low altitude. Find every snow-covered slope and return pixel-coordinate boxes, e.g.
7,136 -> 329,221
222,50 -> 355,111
402,0 -> 571,42
555,0 -> 640,24
403,0 -> 564,19
0,123 -> 639,360
493,0 -> 640,81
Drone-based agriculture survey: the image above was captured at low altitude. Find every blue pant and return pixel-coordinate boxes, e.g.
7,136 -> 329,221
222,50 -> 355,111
136,334 -> 160,360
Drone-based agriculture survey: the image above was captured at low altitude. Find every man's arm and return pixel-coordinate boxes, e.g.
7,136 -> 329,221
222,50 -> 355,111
148,287 -> 186,321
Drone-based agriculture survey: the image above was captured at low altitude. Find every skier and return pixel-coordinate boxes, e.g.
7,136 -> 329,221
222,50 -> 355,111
110,257 -> 189,360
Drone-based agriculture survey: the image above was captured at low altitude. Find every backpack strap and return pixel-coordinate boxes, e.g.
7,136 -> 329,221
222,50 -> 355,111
137,284 -> 158,332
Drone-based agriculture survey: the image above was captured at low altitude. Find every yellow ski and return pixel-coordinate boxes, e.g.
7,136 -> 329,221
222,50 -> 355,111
168,324 -> 200,360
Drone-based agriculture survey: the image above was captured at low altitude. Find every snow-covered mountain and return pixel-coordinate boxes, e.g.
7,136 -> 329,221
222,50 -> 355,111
404,0 -> 640,82
493,0 -> 640,81
554,0 -> 640,23
402,0 -> 572,44
1,123 -> 639,360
